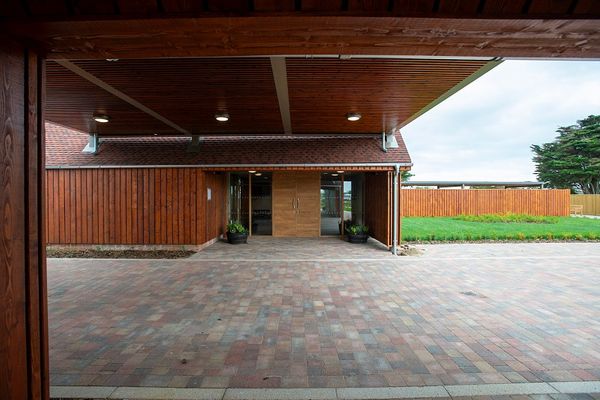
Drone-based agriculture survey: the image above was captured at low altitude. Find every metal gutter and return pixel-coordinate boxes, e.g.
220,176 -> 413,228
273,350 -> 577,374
46,162 -> 413,170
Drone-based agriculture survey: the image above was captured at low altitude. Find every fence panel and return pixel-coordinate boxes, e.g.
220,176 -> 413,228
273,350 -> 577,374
571,194 -> 600,216
402,189 -> 570,217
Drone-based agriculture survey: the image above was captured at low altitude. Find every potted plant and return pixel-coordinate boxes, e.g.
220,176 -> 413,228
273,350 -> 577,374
226,221 -> 249,244
346,224 -> 369,243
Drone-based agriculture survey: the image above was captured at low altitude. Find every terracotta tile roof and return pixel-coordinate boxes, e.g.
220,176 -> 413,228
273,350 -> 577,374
45,123 -> 411,167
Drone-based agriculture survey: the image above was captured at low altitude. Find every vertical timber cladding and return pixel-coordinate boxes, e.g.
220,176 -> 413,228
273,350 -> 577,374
0,39 -> 49,399
364,172 -> 393,247
45,168 -> 227,245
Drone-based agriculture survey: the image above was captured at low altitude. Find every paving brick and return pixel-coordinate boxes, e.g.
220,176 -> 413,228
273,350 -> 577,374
48,241 -> 600,389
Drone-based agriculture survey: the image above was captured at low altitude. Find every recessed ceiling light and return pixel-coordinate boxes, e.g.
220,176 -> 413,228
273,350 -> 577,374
331,173 -> 339,177
336,170 -> 345,174
255,173 -> 262,177
93,114 -> 110,123
346,112 -> 361,122
215,112 -> 229,122
248,170 -> 256,174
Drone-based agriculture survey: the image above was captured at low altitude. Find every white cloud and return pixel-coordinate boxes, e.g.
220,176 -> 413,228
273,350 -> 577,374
402,60 -> 600,181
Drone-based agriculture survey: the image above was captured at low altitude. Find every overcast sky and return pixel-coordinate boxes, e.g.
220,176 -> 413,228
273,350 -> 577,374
401,60 -> 600,182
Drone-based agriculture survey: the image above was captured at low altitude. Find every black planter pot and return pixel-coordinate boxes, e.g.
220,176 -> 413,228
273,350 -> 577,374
347,233 -> 369,243
227,232 -> 248,244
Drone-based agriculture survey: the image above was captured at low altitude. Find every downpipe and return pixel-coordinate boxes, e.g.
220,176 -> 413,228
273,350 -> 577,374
392,164 -> 399,255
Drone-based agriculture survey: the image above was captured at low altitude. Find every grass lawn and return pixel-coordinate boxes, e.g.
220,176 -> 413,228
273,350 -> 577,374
402,216 -> 600,242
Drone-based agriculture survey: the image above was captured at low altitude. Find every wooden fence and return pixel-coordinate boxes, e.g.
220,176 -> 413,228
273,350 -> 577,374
571,194 -> 600,216
401,189 -> 570,217
45,168 -> 227,245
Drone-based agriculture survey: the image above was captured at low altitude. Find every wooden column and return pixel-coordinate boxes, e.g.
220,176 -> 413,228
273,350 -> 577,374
0,37 -> 49,400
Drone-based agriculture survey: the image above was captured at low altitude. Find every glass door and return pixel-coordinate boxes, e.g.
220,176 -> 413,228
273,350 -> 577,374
320,173 -> 343,235
250,172 -> 272,235
229,173 -> 250,230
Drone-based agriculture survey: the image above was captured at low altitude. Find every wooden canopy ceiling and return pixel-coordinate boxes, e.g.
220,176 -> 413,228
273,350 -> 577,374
45,56 -> 491,136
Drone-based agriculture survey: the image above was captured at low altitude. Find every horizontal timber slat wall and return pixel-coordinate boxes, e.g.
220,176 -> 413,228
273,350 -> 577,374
402,189 -> 570,217
571,194 -> 600,216
45,168 -> 226,245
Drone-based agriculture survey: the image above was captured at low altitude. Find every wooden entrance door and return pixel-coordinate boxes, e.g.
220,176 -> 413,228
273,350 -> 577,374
272,171 -> 320,237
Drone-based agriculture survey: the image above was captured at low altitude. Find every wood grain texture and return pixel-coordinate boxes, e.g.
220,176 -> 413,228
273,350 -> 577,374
272,171 -> 320,237
364,172 -> 392,247
294,172 -> 321,237
45,168 -> 227,245
26,49 -> 49,400
4,16 -> 599,60
402,189 -> 571,217
0,37 -> 49,400
0,35 -> 28,400
272,171 -> 298,237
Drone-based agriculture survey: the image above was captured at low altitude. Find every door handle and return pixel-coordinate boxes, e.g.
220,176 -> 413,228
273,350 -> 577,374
296,198 -> 299,209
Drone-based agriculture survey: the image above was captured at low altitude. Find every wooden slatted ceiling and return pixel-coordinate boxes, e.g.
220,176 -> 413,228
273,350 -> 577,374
45,57 -> 487,136
46,61 -> 176,135
287,58 -> 488,134
68,58 -> 283,135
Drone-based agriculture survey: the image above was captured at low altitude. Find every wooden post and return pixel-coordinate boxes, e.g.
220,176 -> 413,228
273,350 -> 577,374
0,37 -> 49,400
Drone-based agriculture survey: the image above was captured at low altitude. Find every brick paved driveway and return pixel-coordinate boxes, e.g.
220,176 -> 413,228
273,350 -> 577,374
48,240 -> 600,389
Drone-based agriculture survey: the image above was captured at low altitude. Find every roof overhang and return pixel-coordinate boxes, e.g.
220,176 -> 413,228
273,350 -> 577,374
4,1 -> 598,139
44,56 -> 497,137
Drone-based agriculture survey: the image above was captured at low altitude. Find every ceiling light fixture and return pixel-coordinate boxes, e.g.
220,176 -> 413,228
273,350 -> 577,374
255,173 -> 262,177
346,112 -> 361,122
215,112 -> 229,122
248,170 -> 256,174
336,170 -> 345,174
106,58 -> 119,62
331,173 -> 339,177
93,114 -> 110,123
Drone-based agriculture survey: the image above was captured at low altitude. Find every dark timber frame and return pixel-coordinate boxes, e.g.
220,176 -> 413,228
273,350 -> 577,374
1,3 -> 599,398
0,36 -> 48,400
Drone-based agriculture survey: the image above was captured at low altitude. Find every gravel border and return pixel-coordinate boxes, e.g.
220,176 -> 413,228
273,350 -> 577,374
46,249 -> 196,259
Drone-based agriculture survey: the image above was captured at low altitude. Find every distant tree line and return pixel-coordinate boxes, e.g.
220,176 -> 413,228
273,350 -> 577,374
532,115 -> 600,194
